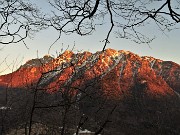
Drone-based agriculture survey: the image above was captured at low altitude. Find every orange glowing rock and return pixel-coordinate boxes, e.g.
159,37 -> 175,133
0,49 -> 179,99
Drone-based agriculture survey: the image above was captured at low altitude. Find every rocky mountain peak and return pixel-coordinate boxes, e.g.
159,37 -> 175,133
0,48 -> 179,98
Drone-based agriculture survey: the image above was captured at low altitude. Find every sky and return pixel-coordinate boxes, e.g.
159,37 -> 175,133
0,0 -> 180,75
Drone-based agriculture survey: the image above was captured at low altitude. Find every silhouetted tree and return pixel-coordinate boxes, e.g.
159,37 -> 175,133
1,0 -> 180,49
47,0 -> 180,50
0,0 -> 46,45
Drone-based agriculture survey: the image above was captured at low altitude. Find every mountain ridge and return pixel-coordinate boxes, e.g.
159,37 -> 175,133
0,48 -> 180,135
0,48 -> 179,98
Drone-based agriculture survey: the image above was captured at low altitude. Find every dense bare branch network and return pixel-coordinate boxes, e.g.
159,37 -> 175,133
0,0 -> 46,45
0,0 -> 180,49
47,0 -> 180,50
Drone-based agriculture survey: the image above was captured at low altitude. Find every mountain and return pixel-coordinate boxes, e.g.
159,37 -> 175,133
0,48 -> 180,135
0,48 -> 179,96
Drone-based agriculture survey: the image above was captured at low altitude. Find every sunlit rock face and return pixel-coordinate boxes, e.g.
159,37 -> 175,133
0,48 -> 179,98
0,48 -> 179,135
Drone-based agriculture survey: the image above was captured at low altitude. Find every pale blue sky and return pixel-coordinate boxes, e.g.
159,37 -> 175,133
0,0 -> 180,75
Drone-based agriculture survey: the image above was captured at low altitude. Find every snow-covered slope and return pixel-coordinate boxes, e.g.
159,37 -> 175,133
0,48 -> 179,98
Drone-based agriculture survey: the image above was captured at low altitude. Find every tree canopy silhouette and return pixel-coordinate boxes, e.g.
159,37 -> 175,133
0,0 -> 45,46
0,0 -> 180,50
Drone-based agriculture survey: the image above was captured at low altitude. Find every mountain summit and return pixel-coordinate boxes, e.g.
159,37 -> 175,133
0,48 -> 179,98
0,48 -> 180,135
